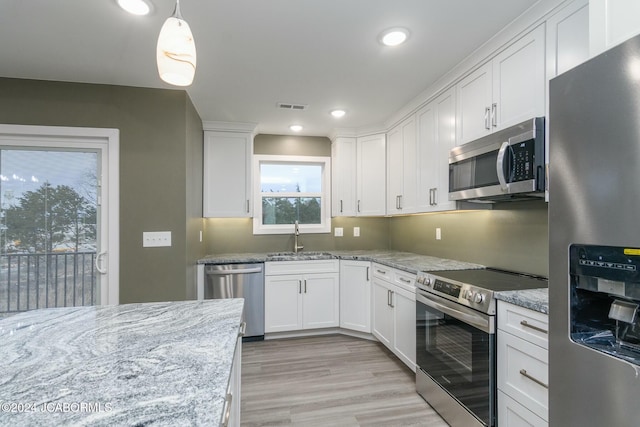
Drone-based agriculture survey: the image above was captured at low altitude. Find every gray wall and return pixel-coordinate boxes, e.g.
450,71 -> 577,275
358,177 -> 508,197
0,77 -> 205,303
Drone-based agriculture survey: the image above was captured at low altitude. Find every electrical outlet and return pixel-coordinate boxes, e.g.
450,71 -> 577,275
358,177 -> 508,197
199,230 -> 203,242
436,228 -> 442,240
353,227 -> 360,237
334,227 -> 344,237
143,231 -> 172,247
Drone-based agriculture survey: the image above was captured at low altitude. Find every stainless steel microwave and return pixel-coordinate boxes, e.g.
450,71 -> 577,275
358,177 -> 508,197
448,117 -> 545,203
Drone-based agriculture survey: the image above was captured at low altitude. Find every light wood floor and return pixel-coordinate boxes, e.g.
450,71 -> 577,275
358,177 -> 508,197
241,334 -> 449,426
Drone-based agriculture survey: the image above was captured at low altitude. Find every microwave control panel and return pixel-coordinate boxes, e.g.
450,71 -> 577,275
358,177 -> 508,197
510,140 -> 534,182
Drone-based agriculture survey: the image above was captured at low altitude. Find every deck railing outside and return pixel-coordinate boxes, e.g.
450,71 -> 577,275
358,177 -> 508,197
0,252 -> 97,316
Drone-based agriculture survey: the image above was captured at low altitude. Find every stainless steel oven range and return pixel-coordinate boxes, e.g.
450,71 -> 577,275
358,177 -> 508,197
415,268 -> 547,427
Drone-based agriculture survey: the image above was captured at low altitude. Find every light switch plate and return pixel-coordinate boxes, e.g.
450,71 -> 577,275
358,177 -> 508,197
334,227 -> 344,237
143,231 -> 172,247
436,228 -> 442,240
353,227 -> 360,237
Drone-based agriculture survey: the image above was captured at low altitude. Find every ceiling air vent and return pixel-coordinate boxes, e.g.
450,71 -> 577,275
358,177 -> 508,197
277,102 -> 308,111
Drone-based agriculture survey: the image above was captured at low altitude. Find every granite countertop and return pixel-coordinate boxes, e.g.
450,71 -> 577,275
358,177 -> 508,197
0,299 -> 244,426
495,288 -> 549,314
198,250 -> 484,274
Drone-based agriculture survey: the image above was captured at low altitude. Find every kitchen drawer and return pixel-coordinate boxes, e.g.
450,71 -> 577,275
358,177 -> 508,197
498,391 -> 547,427
371,263 -> 416,292
393,269 -> 416,292
265,260 -> 339,276
372,263 -> 393,280
498,301 -> 548,349
498,330 -> 548,421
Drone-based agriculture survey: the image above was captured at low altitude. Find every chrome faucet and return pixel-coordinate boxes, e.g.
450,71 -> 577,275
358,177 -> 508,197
294,220 -> 304,253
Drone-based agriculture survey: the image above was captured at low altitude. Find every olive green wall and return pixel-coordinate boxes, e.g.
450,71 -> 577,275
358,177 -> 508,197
388,201 -> 549,276
0,77 -> 205,303
205,216 -> 389,254
254,134 -> 331,156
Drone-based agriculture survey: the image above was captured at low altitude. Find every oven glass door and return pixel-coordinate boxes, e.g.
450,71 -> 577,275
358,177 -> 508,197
416,290 -> 495,426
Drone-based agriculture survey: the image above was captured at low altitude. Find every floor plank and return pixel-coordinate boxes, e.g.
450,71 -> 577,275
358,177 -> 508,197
241,334 -> 448,426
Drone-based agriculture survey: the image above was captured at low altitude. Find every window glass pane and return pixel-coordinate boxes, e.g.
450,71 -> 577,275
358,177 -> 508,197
262,197 -> 322,224
260,163 -> 322,193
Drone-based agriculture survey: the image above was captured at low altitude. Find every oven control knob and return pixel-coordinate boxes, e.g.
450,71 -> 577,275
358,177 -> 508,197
475,293 -> 485,304
466,291 -> 474,301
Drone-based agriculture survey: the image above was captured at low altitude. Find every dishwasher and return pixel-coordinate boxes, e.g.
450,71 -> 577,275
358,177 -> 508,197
204,263 -> 264,340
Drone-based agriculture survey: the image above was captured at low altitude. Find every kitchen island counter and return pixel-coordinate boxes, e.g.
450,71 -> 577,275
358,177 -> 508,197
199,250 -> 483,274
0,299 -> 244,426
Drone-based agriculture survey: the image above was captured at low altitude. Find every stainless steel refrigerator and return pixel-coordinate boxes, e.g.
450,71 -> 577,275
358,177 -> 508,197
549,34 -> 640,425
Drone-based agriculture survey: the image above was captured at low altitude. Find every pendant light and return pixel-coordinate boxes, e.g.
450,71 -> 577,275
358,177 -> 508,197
156,0 -> 196,86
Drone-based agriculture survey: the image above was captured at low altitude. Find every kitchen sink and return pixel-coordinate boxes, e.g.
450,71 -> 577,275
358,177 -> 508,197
266,251 -> 335,261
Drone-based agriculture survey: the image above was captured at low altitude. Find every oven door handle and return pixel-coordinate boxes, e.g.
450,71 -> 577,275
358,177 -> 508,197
417,291 -> 493,333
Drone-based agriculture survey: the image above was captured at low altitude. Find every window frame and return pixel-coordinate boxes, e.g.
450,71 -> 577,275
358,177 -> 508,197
252,154 -> 331,235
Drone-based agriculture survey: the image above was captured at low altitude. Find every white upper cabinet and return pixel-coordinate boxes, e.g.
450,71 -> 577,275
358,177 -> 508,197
387,115 -> 417,214
417,87 -> 457,212
331,133 -> 386,217
456,62 -> 493,144
456,24 -> 546,145
331,137 -> 357,216
203,131 -> 252,217
356,134 -> 387,216
590,0 -> 640,57
546,0 -> 589,78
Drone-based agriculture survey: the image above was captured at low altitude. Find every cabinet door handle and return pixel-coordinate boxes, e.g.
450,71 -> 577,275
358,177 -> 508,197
484,107 -> 491,130
520,320 -> 548,334
366,266 -> 370,281
246,199 -> 250,213
387,289 -> 391,306
519,369 -> 548,389
357,199 -> 361,213
491,103 -> 497,127
304,279 -> 307,293
389,290 -> 395,308
298,280 -> 302,294
399,195 -> 403,210
432,188 -> 437,206
340,199 -> 343,213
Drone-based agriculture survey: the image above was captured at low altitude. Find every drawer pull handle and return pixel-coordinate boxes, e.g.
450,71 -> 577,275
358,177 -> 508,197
520,320 -> 548,334
519,369 -> 548,389
399,277 -> 412,284
376,269 -> 387,274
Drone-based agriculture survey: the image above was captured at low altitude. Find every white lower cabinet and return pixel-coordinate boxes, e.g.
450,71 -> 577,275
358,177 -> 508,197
264,261 -> 339,333
224,329 -> 242,427
497,301 -> 549,426
371,263 -> 416,371
339,260 -> 371,333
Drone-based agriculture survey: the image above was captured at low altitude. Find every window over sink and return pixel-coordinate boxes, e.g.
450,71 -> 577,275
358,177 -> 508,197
253,155 -> 331,234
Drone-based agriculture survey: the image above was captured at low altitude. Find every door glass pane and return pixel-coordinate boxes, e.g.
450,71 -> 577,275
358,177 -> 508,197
0,149 -> 99,316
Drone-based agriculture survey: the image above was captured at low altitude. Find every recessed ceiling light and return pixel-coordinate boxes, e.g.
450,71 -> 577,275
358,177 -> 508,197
289,125 -> 303,132
379,28 -> 409,47
117,0 -> 151,16
331,109 -> 346,118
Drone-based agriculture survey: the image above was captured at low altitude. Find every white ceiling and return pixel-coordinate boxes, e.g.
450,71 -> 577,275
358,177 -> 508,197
0,0 -> 542,137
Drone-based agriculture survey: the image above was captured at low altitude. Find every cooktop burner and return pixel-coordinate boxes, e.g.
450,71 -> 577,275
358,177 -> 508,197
424,268 -> 548,292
